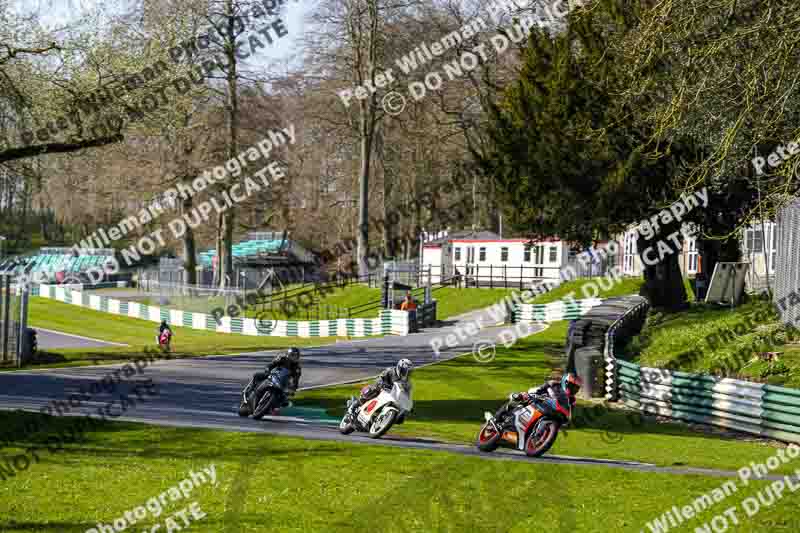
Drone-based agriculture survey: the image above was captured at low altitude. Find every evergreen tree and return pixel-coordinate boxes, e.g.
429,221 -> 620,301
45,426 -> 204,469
484,2 -> 699,310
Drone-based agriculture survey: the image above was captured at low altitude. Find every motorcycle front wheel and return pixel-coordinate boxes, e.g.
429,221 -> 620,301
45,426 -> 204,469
339,415 -> 355,435
368,408 -> 397,439
476,422 -> 501,452
524,419 -> 560,457
252,391 -> 278,420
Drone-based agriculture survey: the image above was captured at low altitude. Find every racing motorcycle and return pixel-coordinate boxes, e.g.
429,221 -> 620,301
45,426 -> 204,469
477,394 -> 571,457
158,329 -> 172,353
339,381 -> 413,439
237,367 -> 292,420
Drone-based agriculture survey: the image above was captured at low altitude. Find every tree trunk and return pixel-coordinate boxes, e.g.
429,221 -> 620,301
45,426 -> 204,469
182,193 -> 197,285
356,124 -> 373,278
637,230 -> 689,311
216,0 -> 238,288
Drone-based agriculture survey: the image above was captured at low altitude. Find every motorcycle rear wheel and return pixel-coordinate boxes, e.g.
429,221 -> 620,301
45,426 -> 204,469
476,422 -> 501,452
524,420 -> 559,457
368,408 -> 397,438
252,391 -> 278,420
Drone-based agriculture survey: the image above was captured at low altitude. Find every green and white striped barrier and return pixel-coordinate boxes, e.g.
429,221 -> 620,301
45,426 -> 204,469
513,298 -> 604,323
615,360 -> 800,443
30,284 -> 418,338
605,299 -> 800,444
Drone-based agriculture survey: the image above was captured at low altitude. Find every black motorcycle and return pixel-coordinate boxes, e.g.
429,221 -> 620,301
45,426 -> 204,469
238,367 -> 292,420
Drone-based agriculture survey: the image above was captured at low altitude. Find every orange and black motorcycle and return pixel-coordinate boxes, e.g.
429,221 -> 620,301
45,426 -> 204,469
477,393 -> 572,457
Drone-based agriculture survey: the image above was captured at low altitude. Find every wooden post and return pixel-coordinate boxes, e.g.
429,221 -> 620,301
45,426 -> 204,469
490,265 -> 493,288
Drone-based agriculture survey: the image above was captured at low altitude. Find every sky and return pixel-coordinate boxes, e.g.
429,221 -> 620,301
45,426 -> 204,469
11,0 -> 309,63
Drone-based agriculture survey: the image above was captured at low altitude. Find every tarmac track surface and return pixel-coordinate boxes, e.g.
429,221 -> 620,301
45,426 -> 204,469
34,327 -> 128,349
0,307 -> 788,480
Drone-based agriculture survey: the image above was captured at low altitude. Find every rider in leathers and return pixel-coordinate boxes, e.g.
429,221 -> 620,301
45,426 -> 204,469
352,358 -> 413,410
494,373 -> 582,422
251,347 -> 302,408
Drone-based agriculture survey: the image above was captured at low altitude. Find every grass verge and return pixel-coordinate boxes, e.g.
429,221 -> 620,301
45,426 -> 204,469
0,411 -> 796,533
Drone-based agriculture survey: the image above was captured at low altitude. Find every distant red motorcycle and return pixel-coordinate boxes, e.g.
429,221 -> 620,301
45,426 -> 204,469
158,330 -> 172,353
477,394 -> 572,457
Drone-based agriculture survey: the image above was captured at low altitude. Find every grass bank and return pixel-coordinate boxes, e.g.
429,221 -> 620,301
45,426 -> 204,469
630,294 -> 800,386
531,276 -> 645,303
20,298 -> 338,369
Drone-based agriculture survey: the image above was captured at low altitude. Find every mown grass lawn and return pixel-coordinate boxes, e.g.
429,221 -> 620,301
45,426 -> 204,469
531,276 -> 646,303
0,410 -> 796,533
18,297 -> 339,369
298,322 -> 798,472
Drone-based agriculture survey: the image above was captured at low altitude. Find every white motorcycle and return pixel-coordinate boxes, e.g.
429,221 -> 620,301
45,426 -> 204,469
339,381 -> 413,438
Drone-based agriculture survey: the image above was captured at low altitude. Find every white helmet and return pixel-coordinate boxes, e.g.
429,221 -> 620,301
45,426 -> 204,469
396,358 -> 413,380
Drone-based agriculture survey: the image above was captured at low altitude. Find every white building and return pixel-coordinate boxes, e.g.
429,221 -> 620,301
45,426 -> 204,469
613,220 -> 778,292
420,230 -> 570,286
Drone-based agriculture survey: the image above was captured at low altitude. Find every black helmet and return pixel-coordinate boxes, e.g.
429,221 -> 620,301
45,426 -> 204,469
287,347 -> 301,363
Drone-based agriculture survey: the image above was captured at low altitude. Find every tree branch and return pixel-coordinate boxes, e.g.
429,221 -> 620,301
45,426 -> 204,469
0,134 -> 124,164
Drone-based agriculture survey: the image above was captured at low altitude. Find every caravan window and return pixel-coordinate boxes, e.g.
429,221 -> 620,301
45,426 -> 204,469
745,229 -> 763,253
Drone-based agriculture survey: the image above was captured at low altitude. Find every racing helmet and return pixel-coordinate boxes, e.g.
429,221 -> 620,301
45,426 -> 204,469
396,358 -> 413,380
287,347 -> 301,363
561,373 -> 583,397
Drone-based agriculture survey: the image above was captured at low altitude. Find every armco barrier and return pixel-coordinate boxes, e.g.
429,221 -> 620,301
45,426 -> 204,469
604,297 -> 800,444
29,284 -> 410,338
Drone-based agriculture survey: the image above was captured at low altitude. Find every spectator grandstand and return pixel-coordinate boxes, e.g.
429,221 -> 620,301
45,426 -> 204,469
198,232 -> 315,267
0,248 -> 118,283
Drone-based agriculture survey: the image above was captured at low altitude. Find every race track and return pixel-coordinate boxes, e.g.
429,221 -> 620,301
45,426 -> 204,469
34,327 -> 129,349
0,307 -> 775,479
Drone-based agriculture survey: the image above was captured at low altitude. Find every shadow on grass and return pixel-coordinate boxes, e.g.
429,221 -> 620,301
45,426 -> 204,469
0,410 -> 346,464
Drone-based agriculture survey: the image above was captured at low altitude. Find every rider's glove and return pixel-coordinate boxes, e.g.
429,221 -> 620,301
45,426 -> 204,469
511,392 -> 528,403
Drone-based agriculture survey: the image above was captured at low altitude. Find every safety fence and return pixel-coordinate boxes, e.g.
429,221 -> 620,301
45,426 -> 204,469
774,198 -> 800,326
513,298 -> 604,323
603,297 -> 800,444
28,283 -> 422,338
